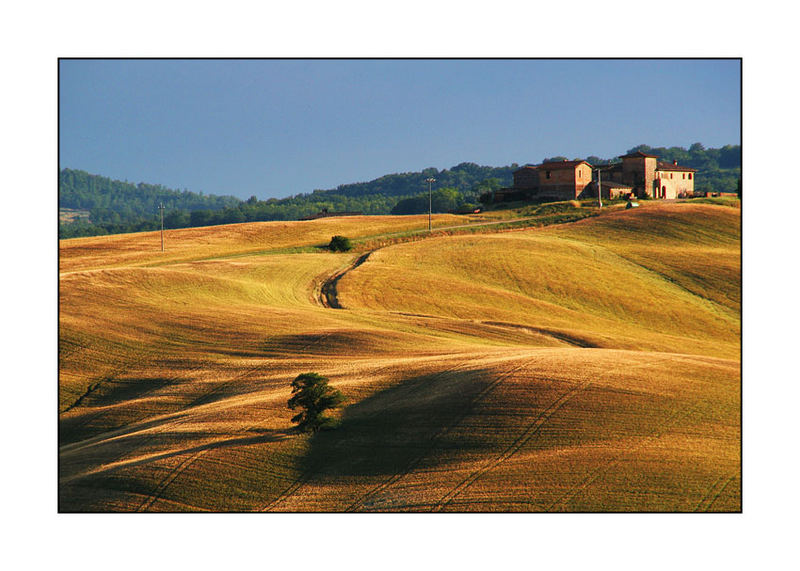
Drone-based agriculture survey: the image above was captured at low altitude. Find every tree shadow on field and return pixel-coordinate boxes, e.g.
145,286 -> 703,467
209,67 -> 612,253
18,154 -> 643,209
297,364 -> 687,485
298,367 -> 506,479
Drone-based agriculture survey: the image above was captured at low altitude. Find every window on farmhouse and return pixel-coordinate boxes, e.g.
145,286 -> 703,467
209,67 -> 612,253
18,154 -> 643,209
688,173 -> 692,180
546,171 -> 551,179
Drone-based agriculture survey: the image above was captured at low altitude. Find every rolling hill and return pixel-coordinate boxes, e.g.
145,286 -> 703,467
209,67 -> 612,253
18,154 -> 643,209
58,199 -> 740,512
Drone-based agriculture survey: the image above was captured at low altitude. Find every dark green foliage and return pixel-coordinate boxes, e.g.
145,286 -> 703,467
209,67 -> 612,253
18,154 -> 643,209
59,163 -> 516,238
390,187 -> 465,215
478,192 -> 494,205
59,145 -> 741,239
287,373 -> 346,433
59,169 -> 241,238
59,169 -> 239,218
328,235 -> 352,252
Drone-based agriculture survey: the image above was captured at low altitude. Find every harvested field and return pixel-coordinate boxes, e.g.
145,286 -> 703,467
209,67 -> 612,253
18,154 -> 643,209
59,202 -> 740,512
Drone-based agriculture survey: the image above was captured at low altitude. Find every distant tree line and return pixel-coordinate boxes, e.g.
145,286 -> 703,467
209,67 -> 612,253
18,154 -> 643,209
59,144 -> 740,238
58,163 -> 515,238
59,169 -> 241,238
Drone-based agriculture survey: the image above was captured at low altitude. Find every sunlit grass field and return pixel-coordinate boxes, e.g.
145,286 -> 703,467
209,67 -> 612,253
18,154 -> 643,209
59,200 -> 740,512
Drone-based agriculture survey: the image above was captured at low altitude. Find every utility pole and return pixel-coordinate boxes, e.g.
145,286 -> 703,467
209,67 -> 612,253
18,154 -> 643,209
595,169 -> 603,209
158,202 -> 165,252
426,177 -> 436,231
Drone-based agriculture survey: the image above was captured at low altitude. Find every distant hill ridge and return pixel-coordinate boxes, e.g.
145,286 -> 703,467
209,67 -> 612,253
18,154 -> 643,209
59,143 -> 740,238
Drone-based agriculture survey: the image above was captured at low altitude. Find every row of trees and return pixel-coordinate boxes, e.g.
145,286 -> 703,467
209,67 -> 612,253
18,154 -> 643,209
59,164 -> 515,238
391,187 -> 473,215
59,144 -> 740,238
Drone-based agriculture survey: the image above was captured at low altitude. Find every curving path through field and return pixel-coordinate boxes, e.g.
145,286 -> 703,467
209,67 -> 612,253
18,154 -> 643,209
318,250 -> 376,308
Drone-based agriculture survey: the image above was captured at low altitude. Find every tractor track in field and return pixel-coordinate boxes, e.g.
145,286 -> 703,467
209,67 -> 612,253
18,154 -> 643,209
431,356 -> 680,512
59,358 -> 215,459
431,376 -> 595,512
318,250 -> 376,309
694,473 -> 737,512
260,471 -> 316,512
61,360 -> 273,499
136,448 -> 210,512
61,342 -> 163,415
131,357 -> 274,512
544,402 -> 701,512
345,358 -> 533,513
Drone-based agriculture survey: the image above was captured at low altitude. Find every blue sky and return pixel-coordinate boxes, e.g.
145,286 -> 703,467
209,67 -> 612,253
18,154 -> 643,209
59,59 -> 740,200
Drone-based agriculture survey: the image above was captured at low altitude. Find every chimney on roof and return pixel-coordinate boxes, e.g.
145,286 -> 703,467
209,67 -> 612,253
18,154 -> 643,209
673,160 -> 678,165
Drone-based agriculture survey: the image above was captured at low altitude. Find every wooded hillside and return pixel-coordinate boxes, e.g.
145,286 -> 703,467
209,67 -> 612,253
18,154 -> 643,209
59,143 -> 740,238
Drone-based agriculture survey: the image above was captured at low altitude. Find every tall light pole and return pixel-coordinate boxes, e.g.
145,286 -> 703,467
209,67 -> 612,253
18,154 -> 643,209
426,177 -> 436,231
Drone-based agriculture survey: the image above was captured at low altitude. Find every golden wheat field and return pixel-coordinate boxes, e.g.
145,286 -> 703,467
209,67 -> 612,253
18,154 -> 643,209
58,201 -> 741,512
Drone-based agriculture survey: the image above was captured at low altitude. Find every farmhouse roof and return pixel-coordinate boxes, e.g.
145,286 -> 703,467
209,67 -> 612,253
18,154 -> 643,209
656,161 -> 697,172
538,160 -> 591,170
514,160 -> 591,173
621,151 -> 659,159
596,162 -> 623,172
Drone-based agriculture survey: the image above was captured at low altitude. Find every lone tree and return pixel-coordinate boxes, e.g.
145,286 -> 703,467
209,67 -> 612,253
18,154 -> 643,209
328,235 -> 352,252
287,373 -> 345,433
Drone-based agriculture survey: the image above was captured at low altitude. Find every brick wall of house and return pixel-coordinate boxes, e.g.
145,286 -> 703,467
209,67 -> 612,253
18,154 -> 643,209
539,165 -> 577,200
538,163 -> 593,200
622,155 -> 658,197
513,167 -> 539,189
575,163 -> 593,198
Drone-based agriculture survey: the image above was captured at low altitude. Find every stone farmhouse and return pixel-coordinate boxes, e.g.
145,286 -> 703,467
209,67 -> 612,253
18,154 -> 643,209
494,151 -> 697,203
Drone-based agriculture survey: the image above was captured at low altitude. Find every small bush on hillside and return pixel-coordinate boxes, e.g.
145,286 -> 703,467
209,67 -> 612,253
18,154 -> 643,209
329,235 -> 352,252
288,373 -> 346,433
